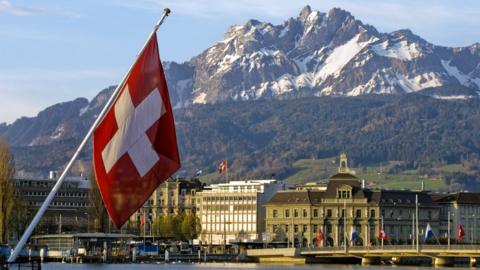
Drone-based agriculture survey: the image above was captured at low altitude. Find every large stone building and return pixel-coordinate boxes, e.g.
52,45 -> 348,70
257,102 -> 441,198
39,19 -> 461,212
434,192 -> 480,243
196,179 -> 286,245
264,154 -> 440,247
133,177 -> 204,224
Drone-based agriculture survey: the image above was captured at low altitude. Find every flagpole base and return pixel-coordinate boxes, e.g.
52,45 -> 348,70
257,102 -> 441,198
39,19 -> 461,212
470,257 -> 477,267
432,257 -> 454,267
361,257 -> 381,265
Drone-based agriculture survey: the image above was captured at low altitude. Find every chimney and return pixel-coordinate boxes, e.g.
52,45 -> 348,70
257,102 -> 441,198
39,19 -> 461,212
49,170 -> 58,180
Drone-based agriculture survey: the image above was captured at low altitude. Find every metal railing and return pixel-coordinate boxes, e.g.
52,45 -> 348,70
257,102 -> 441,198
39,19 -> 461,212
301,244 -> 480,253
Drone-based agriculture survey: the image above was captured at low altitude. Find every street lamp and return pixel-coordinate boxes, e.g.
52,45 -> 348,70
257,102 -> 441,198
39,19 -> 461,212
473,214 -> 476,244
84,212 -> 90,233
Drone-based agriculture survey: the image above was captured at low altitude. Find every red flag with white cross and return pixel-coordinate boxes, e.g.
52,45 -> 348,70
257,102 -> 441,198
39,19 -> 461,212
218,160 -> 227,174
93,33 -> 180,228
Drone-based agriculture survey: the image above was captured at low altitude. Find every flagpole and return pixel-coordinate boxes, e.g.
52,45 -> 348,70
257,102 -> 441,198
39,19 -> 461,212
8,8 -> 172,263
415,194 -> 419,253
447,210 -> 450,248
226,160 -> 229,183
381,215 -> 384,248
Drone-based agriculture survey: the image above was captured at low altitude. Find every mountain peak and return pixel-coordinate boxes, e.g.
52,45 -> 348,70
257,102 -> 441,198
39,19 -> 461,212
327,7 -> 352,19
298,5 -> 312,20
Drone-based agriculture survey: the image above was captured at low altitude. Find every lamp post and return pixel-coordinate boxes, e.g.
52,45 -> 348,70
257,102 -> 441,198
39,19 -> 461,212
473,214 -> 476,245
415,194 -> 419,252
85,212 -> 90,233
381,215 -> 384,248
447,210 -> 450,248
411,210 -> 415,249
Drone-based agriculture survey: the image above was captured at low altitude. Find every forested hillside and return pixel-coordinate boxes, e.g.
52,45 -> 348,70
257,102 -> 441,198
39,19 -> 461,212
175,94 -> 480,184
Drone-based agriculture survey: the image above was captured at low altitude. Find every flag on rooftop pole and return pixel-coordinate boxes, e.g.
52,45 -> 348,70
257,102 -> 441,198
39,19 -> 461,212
218,160 -> 227,174
93,28 -> 180,228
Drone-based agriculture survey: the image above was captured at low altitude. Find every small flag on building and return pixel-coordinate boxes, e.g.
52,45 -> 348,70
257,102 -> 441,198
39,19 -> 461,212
351,226 -> 359,242
457,224 -> 465,241
424,223 -> 434,242
93,33 -> 180,228
379,227 -> 388,240
218,160 -> 227,174
315,229 -> 324,246
140,212 -> 146,227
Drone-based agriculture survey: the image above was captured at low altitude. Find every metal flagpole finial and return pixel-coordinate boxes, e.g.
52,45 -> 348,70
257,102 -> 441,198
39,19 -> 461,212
164,8 -> 171,16
154,8 -> 171,31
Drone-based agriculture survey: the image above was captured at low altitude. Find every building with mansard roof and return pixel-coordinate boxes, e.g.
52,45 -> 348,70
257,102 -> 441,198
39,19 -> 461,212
434,192 -> 480,244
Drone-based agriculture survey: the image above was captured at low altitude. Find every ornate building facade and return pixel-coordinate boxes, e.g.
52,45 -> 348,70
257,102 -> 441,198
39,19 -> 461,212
132,177 -> 204,225
264,154 -> 440,247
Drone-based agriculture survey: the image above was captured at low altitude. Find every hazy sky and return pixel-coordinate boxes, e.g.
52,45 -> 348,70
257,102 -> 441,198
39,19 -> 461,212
1,0 -> 479,123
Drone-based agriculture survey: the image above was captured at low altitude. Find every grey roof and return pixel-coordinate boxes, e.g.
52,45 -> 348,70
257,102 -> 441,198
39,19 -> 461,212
433,192 -> 480,204
328,173 -> 359,180
265,190 -> 324,205
369,190 -> 436,206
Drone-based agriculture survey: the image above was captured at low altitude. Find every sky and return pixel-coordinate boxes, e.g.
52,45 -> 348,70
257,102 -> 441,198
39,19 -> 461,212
0,0 -> 479,124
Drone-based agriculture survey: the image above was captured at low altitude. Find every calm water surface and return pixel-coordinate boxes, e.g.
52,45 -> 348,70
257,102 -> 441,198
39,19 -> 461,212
41,263 -> 471,270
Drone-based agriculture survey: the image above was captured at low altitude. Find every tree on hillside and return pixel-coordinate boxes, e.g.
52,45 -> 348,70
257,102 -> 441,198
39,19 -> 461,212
88,168 -> 109,232
0,139 -> 16,243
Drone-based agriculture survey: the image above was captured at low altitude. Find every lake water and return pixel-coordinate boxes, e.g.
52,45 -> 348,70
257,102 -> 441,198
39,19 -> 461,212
40,263 -> 469,270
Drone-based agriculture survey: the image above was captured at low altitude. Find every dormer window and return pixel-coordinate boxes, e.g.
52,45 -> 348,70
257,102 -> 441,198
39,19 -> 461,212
337,185 -> 352,198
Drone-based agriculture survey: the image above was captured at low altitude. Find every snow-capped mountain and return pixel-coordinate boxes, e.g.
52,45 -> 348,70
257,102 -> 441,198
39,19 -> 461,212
164,5 -> 480,107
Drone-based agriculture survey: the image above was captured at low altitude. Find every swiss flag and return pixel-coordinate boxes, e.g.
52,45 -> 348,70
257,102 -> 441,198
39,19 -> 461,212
315,229 -> 324,246
218,160 -> 227,174
457,224 -> 465,241
93,33 -> 180,228
379,227 -> 388,240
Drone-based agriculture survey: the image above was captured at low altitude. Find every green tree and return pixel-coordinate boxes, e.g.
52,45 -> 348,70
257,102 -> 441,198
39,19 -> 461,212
0,138 -> 15,243
88,168 -> 109,232
9,193 -> 29,241
181,212 -> 201,240
153,215 -> 174,238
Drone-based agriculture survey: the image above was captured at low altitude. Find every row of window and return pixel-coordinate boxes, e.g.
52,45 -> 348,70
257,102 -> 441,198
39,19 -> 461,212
23,191 -> 87,198
29,201 -> 89,207
272,208 -> 376,219
202,196 -> 256,202
202,205 -> 257,211
16,181 -> 79,189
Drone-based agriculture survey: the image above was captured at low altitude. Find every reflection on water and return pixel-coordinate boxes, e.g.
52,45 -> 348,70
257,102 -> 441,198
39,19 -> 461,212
41,263 -> 469,270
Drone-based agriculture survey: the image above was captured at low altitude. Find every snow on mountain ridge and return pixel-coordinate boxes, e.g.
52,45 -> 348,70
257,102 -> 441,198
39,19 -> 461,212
164,5 -> 480,106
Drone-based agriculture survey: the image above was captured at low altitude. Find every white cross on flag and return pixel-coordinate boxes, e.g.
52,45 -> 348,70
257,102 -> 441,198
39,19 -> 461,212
93,33 -> 180,228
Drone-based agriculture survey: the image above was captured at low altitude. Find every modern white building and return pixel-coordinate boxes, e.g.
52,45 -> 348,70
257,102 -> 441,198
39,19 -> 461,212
196,179 -> 286,245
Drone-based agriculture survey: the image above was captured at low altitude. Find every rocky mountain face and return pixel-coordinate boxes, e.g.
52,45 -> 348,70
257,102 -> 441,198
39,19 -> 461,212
2,6 -> 480,178
165,5 -> 480,107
